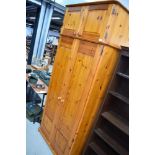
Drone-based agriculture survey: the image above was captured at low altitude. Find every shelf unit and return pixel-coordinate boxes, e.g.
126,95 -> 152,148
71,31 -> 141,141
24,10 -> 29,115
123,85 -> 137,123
83,46 -> 129,155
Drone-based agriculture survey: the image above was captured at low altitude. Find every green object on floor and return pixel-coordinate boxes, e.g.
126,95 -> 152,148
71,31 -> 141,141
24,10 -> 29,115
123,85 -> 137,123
26,104 -> 41,116
26,112 -> 34,122
26,103 -> 42,123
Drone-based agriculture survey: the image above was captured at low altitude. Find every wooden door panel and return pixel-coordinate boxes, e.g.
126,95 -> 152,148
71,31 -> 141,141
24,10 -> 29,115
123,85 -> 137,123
84,10 -> 105,33
42,114 -> 52,133
61,7 -> 82,36
59,53 -> 94,136
53,41 -> 102,154
105,6 -> 129,46
81,4 -> 108,42
46,39 -> 80,154
44,37 -> 74,121
69,46 -> 120,155
54,130 -> 68,154
50,37 -> 73,97
40,114 -> 53,141
39,1 -> 129,154
78,41 -> 97,57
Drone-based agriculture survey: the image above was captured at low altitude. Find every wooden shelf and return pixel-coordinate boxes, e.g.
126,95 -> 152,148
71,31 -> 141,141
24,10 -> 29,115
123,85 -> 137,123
109,91 -> 129,104
89,143 -> 107,155
84,47 -> 129,155
117,72 -> 129,79
95,128 -> 128,155
101,112 -> 129,135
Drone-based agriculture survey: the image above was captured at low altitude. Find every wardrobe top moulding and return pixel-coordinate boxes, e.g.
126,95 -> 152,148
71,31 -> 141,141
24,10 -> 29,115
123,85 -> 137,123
61,0 -> 129,49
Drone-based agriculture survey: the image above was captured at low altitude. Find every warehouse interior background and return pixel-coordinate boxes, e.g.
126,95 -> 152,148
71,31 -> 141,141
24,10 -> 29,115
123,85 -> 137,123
1,0 -> 155,155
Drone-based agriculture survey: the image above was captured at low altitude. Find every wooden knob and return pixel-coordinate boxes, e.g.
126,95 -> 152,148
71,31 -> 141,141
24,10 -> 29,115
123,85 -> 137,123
61,99 -> 65,103
58,97 -> 62,100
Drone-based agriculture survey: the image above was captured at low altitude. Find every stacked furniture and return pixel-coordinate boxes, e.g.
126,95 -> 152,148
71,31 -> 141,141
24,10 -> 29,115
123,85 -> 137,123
39,1 -> 129,155
84,46 -> 129,155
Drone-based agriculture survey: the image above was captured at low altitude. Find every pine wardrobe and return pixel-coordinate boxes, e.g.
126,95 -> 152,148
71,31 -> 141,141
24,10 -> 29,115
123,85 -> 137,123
39,1 -> 129,155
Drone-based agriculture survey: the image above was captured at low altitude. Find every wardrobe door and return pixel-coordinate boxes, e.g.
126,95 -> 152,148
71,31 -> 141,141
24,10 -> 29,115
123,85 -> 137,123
103,5 -> 129,46
79,4 -> 109,42
52,41 -> 104,155
41,36 -> 76,141
61,6 -> 83,37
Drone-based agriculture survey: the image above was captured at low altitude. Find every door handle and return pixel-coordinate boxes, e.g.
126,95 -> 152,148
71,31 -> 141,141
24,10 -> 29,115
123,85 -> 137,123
58,97 -> 62,100
60,99 -> 65,103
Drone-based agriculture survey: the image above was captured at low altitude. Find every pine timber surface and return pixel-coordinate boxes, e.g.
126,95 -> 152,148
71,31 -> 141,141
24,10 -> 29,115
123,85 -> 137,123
66,0 -> 129,13
83,47 -> 129,155
62,0 -> 129,48
40,1 -> 128,155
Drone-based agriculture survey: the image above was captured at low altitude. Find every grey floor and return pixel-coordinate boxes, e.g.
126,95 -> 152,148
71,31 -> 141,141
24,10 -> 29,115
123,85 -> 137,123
26,119 -> 53,155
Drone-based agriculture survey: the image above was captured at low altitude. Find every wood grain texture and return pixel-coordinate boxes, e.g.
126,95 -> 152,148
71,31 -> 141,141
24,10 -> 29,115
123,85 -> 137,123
103,4 -> 129,46
40,36 -> 77,141
78,40 -> 97,57
61,3 -> 128,47
83,47 -> 129,155
89,4 -> 108,10
61,33 -> 122,50
82,8 -> 107,41
69,46 -> 120,155
39,128 -> 57,155
40,1 -> 128,155
40,43 -> 120,155
66,0 -> 129,13
61,7 -> 82,37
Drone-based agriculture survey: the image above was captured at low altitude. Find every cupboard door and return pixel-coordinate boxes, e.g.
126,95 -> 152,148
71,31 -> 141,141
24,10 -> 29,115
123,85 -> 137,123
53,41 -> 104,155
41,114 -> 53,141
61,6 -> 83,37
41,36 -> 75,137
80,4 -> 109,42
103,5 -> 129,46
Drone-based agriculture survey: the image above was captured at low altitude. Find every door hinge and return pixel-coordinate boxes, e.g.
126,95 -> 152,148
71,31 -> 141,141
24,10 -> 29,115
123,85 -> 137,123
100,46 -> 104,55
112,6 -> 118,16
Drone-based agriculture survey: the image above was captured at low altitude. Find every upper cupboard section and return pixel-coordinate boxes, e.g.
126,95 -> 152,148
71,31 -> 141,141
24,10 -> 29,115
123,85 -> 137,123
61,6 -> 82,37
61,3 -> 129,47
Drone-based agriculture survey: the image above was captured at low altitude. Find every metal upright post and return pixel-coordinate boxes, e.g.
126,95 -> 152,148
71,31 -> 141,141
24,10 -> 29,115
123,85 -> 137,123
27,0 -> 65,64
36,2 -> 54,59
32,0 -> 46,59
27,7 -> 41,65
27,0 -> 55,64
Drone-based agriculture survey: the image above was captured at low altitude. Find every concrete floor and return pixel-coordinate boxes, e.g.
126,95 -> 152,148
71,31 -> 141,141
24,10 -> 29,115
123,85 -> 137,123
26,119 -> 53,155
